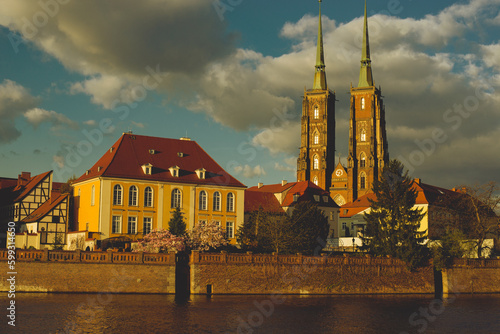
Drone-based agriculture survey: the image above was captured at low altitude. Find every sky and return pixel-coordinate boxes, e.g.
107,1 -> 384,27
0,0 -> 499,191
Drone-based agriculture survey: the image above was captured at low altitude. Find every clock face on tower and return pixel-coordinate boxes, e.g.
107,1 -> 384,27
335,169 -> 343,177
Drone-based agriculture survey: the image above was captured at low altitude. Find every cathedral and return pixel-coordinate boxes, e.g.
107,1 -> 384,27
297,1 -> 389,206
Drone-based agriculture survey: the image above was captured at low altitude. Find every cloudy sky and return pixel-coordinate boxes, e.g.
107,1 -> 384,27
0,0 -> 499,191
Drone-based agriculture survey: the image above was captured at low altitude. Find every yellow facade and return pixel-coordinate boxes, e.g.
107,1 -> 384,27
74,177 -> 244,244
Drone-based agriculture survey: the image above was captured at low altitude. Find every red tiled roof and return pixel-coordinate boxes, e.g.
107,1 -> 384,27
22,192 -> 68,223
339,180 -> 461,218
74,133 -> 245,188
13,171 -> 52,202
247,180 -> 338,209
244,191 -> 285,213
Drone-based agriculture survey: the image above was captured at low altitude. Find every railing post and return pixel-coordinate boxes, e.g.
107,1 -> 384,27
191,250 -> 200,264
297,253 -> 303,264
75,249 -> 81,262
247,251 -> 253,263
107,249 -> 113,263
42,248 -> 49,262
137,251 -> 144,263
221,250 -> 228,263
168,251 -> 176,265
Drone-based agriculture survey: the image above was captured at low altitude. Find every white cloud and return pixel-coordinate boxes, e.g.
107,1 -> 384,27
24,108 -> 78,131
252,122 -> 301,155
0,80 -> 40,143
70,76 -> 127,109
233,165 -> 266,179
131,121 -> 145,129
83,120 -> 97,126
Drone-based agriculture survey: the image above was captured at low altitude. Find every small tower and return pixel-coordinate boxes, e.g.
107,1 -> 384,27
297,0 -> 336,191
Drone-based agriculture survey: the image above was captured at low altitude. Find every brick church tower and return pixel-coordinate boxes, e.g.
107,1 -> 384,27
330,1 -> 389,205
297,0 -> 336,191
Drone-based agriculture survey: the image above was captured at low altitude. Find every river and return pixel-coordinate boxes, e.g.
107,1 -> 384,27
1,293 -> 500,333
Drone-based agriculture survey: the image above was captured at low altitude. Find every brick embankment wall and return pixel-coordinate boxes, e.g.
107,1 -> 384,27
190,252 -> 434,295
443,258 -> 500,294
0,249 -> 177,294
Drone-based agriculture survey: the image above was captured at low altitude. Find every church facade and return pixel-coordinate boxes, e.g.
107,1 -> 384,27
298,1 -> 389,207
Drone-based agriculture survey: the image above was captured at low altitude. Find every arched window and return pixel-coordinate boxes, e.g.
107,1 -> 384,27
199,190 -> 207,210
360,173 -> 366,189
144,187 -> 153,207
361,97 -> 365,109
129,186 -> 138,206
313,155 -> 319,170
227,193 -> 235,212
113,184 -> 122,205
171,188 -> 182,208
213,191 -> 221,211
313,177 -> 319,186
91,186 -> 95,206
313,132 -> 319,145
314,105 -> 319,119
360,153 -> 366,168
334,194 -> 346,206
360,129 -> 366,142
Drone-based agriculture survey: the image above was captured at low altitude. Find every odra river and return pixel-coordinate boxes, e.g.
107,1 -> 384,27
2,293 -> 500,333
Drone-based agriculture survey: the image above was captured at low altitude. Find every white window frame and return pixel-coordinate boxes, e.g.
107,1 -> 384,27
144,187 -> 153,207
213,191 -> 221,211
171,188 -> 182,208
226,222 -> 234,239
113,184 -> 123,206
112,215 -> 122,234
226,193 -> 235,212
143,217 -> 152,235
199,190 -> 208,211
129,185 -> 138,206
128,216 -> 137,234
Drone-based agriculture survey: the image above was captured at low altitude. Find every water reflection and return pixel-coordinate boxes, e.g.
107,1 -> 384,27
1,293 -> 499,334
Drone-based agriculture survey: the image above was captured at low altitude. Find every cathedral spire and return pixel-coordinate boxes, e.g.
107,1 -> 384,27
313,0 -> 327,90
358,0 -> 374,87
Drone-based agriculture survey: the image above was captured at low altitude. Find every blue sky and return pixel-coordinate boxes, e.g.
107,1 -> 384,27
0,0 -> 499,190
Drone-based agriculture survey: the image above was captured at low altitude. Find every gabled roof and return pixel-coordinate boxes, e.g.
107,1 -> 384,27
244,191 -> 284,214
247,180 -> 339,211
340,179 -> 461,218
22,192 -> 69,223
74,133 -> 245,188
13,171 -> 52,203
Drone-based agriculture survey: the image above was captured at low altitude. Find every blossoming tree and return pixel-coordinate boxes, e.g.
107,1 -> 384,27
134,229 -> 186,253
188,220 -> 228,251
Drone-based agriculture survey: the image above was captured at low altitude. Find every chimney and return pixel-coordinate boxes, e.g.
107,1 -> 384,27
257,182 -> 264,189
281,180 -> 287,186
17,172 -> 31,187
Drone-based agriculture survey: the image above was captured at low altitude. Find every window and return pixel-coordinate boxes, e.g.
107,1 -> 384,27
313,155 -> 319,170
313,177 -> 319,186
342,222 -> 347,230
227,193 -> 235,212
314,105 -> 319,119
199,190 -> 207,210
128,216 -> 137,234
226,222 -> 234,238
143,217 -> 152,235
313,132 -> 319,145
198,220 -> 207,227
360,173 -> 366,189
129,186 -> 138,206
112,215 -> 122,234
214,221 -> 221,227
360,153 -> 366,168
113,184 -> 123,205
213,191 -> 221,211
360,129 -> 366,142
91,185 -> 95,206
144,187 -> 153,207
171,188 -> 182,208
361,97 -> 365,109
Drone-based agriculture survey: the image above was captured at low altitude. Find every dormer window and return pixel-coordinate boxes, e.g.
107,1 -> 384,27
323,196 -> 329,203
149,149 -> 156,155
142,163 -> 153,175
293,194 -> 299,202
195,168 -> 206,180
169,166 -> 180,178
177,152 -> 184,158
314,195 -> 320,202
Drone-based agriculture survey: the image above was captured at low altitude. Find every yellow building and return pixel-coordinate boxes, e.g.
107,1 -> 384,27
72,133 -> 246,245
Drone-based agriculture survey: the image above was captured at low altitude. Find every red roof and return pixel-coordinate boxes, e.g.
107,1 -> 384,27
22,192 -> 69,223
74,133 -> 245,188
13,171 -> 52,202
339,180 -> 461,218
247,180 -> 338,210
244,191 -> 285,213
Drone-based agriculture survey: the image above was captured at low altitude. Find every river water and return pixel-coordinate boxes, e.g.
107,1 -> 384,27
1,293 -> 500,333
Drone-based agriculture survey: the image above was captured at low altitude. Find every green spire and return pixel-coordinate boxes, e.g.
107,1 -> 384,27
358,0 -> 374,87
313,0 -> 327,90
